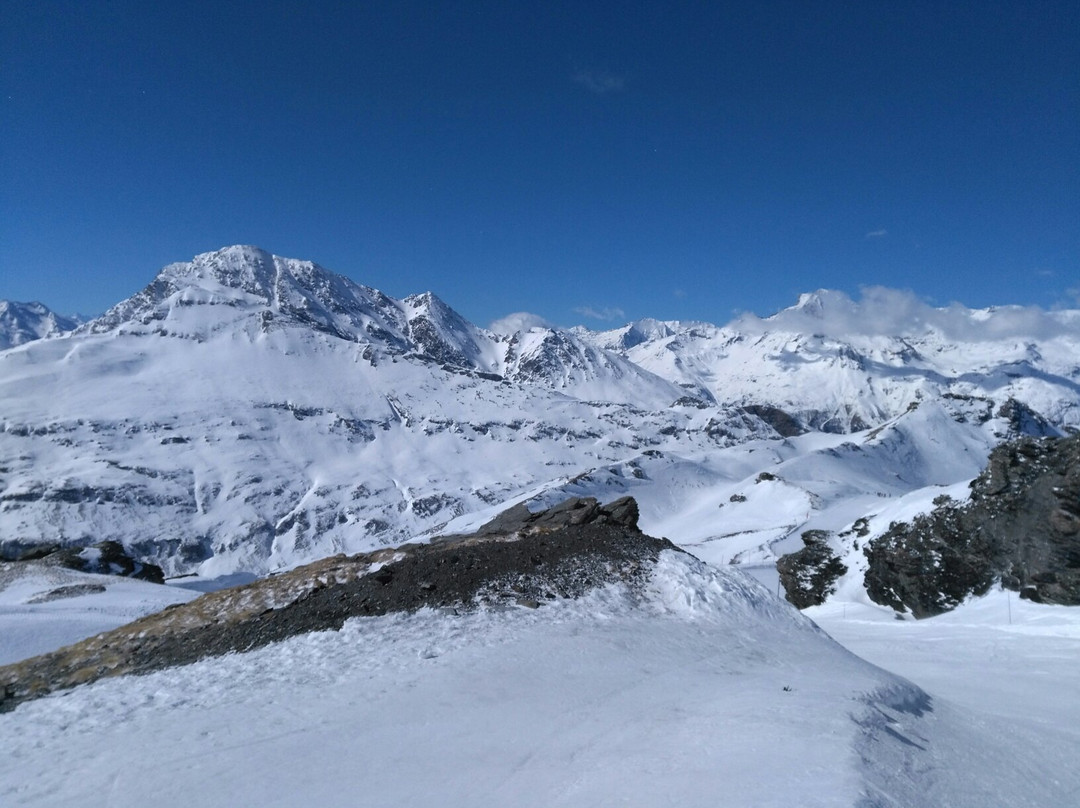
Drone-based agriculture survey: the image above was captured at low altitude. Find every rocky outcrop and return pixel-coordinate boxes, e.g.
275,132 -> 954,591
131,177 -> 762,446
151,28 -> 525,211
741,405 -> 805,438
0,540 -> 165,582
469,495 -> 640,536
0,497 -> 677,712
864,433 -> 1080,617
777,530 -> 847,608
48,540 -> 165,584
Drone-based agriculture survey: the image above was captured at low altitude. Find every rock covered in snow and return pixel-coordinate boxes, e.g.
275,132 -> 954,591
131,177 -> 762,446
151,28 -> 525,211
0,496 -> 676,712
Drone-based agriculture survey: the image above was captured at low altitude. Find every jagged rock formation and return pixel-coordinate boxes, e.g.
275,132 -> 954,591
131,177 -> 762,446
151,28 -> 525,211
0,497 -> 678,712
776,530 -> 848,608
864,433 -> 1080,617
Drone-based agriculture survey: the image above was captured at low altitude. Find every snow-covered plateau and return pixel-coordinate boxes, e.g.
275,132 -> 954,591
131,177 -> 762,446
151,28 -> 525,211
2,246 -> 1079,805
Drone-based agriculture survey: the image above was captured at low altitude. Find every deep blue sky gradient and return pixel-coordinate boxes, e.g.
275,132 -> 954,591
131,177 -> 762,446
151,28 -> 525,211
2,1 -> 1077,327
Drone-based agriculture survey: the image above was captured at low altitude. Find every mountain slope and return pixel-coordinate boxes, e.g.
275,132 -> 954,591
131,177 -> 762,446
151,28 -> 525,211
0,248 -> 711,574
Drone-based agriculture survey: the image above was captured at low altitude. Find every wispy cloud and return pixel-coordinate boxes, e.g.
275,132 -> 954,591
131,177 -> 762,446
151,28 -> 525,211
573,69 -> 625,94
673,288 -> 687,299
865,229 -> 888,239
730,286 -> 1078,340
488,312 -> 554,335
574,305 -> 626,322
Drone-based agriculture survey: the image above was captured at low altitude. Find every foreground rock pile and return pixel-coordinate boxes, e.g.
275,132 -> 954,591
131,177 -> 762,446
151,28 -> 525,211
0,496 -> 678,712
864,433 -> 1080,617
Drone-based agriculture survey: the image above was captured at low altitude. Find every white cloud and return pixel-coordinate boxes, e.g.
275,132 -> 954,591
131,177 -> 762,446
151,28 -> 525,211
488,312 -> 554,335
865,229 -> 888,239
573,305 -> 626,322
573,70 -> 625,94
729,287 -> 1078,341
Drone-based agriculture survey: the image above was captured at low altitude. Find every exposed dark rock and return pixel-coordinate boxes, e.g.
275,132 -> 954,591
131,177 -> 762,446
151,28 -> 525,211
742,404 -> 805,438
672,395 -> 710,409
0,496 -> 675,713
864,433 -> 1080,617
47,541 -> 165,584
469,496 -> 639,536
27,584 -> 108,603
996,397 -> 1059,438
0,543 -> 60,562
777,530 -> 848,608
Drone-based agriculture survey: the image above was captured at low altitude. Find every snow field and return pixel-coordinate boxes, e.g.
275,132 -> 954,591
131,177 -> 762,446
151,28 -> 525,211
3,553 -> 1079,807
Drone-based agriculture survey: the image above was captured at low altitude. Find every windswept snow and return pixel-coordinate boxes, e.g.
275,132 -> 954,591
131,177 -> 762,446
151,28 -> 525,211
4,552 -> 1077,807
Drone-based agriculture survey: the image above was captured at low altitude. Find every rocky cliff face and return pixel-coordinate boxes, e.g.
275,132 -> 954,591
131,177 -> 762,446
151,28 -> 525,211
863,433 -> 1080,617
0,497 -> 677,712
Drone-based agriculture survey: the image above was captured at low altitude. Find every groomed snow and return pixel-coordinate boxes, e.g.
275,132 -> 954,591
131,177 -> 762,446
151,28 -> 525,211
3,553 -> 1078,807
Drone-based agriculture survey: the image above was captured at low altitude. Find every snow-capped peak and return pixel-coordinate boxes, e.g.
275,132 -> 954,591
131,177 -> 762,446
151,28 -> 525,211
402,291 -> 501,372
82,245 -> 413,349
0,300 -> 82,350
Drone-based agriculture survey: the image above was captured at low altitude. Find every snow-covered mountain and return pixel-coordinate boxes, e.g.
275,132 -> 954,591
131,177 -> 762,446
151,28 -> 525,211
582,289 -> 1080,433
1,246 -> 1078,587
0,301 -> 82,350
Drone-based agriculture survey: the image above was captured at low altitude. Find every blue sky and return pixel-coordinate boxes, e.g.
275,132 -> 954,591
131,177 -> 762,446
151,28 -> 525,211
2,1 -> 1077,328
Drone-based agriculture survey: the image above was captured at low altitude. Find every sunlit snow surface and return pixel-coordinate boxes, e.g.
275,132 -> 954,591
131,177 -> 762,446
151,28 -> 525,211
3,553 -> 1078,807
0,564 -> 197,666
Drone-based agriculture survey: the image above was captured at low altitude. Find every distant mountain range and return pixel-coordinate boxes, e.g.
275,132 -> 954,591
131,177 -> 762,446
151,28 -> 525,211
2,246 -> 1077,604
0,301 -> 82,350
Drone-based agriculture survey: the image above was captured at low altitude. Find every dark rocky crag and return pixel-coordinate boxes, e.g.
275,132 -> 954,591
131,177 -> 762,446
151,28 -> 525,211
776,530 -> 848,609
1,540 -> 165,582
864,433 -> 1080,617
0,496 -> 678,712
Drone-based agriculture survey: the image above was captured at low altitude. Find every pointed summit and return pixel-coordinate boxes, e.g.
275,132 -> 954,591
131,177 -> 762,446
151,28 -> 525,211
402,291 -> 500,372
84,246 -> 412,348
